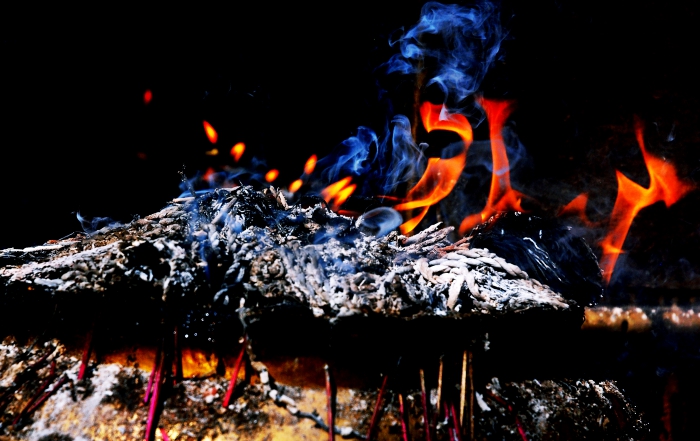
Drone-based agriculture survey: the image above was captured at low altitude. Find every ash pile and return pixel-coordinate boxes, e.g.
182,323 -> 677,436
0,185 -> 646,441
1,186 -> 598,328
0,185 -> 603,363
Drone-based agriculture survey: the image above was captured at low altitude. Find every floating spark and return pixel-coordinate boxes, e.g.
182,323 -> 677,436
203,120 -> 218,144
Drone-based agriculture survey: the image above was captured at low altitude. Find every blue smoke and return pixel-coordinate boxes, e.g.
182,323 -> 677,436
385,1 -> 503,104
316,115 -> 426,195
315,2 -> 503,196
75,212 -> 123,234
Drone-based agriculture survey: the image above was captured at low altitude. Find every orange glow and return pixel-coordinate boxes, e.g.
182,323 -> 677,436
289,179 -> 303,193
321,177 -> 353,201
203,167 -> 216,183
143,89 -> 153,105
231,142 -> 245,162
102,347 -> 245,379
321,177 -> 355,211
559,193 -> 595,227
400,206 -> 431,235
304,154 -> 318,175
599,121 -> 695,283
265,169 -> 279,183
334,183 -> 357,210
458,98 -> 525,235
205,148 -> 219,156
394,102 -> 473,234
203,120 -> 218,144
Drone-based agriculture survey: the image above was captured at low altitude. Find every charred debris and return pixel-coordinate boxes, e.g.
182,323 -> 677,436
0,185 -> 597,351
0,185 -> 651,440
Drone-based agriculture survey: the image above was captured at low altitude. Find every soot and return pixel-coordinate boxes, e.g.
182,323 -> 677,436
469,212 -> 603,307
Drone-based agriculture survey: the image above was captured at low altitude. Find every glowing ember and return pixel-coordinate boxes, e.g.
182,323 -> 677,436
393,102 -> 473,234
265,169 -> 279,183
231,142 -> 245,162
304,154 -> 318,175
289,179 -> 303,194
143,89 -> 153,105
459,98 -> 525,235
203,120 -> 218,144
599,121 -> 695,283
321,177 -> 356,211
205,148 -> 219,156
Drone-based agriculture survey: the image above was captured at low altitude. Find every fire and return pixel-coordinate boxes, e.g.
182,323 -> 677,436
304,154 -> 318,175
203,120 -> 218,144
231,142 -> 245,162
102,347 -> 245,379
289,179 -> 303,194
265,169 -> 279,183
143,89 -> 153,105
321,177 -> 356,211
394,102 -> 473,234
559,193 -> 595,227
599,121 -> 695,283
205,148 -> 219,156
458,98 -> 524,235
203,167 -> 216,183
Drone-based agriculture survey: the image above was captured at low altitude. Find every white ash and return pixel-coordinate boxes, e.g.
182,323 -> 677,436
2,185 -> 576,322
483,377 -> 649,440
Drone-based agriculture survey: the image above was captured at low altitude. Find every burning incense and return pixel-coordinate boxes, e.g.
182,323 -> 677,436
222,336 -> 247,409
367,374 -> 389,440
325,364 -> 334,441
420,369 -> 432,441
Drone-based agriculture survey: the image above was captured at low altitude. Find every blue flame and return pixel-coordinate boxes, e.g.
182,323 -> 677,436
385,1 -> 503,104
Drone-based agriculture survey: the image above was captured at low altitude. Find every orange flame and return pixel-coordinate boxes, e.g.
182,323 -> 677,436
289,179 -> 303,193
559,193 -> 595,227
458,98 -> 525,235
203,120 -> 218,144
335,184 -> 357,209
394,102 -> 473,234
265,169 -> 279,183
321,177 -> 356,211
143,89 -> 153,105
599,121 -> 695,283
231,142 -> 245,162
321,177 -> 352,201
205,148 -> 219,156
304,154 -> 318,175
203,167 -> 216,183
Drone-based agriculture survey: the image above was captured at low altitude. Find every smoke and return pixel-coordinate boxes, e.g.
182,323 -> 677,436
75,212 -> 123,235
316,115 -> 426,195
317,1 -> 504,195
385,1 -> 504,106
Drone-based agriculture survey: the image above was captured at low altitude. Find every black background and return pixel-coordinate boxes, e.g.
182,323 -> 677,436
1,0 -> 698,255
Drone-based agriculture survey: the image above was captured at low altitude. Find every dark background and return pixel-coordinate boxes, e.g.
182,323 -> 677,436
2,0 -> 699,279
2,3 -> 700,436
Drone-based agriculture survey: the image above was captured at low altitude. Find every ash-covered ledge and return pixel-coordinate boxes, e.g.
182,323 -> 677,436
0,186 -> 585,365
0,186 -> 574,323
0,186 -> 652,441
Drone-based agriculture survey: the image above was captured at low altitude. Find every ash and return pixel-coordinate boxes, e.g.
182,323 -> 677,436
477,378 -> 650,440
0,186 -> 573,325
